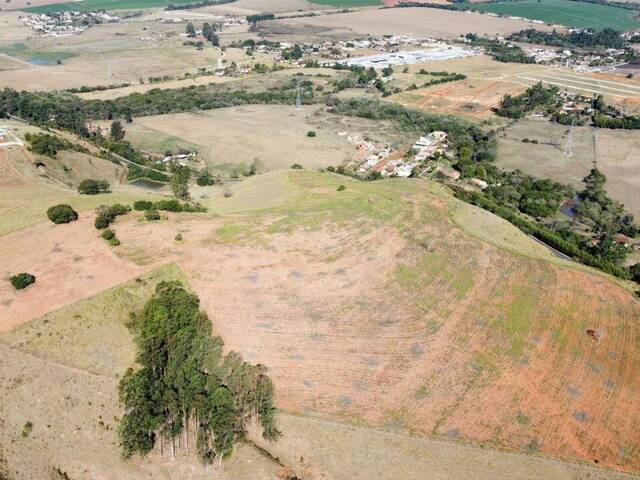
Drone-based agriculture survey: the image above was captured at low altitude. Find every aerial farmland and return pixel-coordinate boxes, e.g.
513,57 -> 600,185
1,0 -> 640,478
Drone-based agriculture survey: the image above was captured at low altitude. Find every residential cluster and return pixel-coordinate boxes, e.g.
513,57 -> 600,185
351,131 -> 451,178
19,11 -> 120,36
523,45 -> 635,71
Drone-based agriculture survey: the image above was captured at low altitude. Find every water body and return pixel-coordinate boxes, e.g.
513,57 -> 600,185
560,195 -> 580,219
129,178 -> 165,190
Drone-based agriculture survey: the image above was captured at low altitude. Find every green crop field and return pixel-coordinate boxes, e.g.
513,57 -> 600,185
473,0 -> 640,30
23,0 -> 197,13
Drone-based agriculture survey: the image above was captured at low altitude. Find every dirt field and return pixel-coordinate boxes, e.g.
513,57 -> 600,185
495,119 -> 640,218
3,170 -> 639,473
271,7 -> 555,39
1,260 -> 635,479
391,58 -> 640,120
121,105 -> 402,173
392,55 -> 546,120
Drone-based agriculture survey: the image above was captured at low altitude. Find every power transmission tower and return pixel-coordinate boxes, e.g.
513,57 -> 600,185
564,121 -> 574,157
295,83 -> 302,111
592,126 -> 598,166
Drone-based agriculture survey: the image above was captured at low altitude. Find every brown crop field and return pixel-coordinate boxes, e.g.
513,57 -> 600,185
495,119 -> 640,219
2,170 -> 640,475
271,7 -> 555,39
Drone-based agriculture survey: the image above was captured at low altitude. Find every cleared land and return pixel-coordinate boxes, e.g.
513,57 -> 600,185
495,119 -> 640,218
393,58 -> 640,120
120,105 -> 403,174
270,7 -> 554,39
1,261 -> 635,478
392,55 -> 546,120
3,170 -> 640,473
474,0 -> 640,30
514,68 -> 640,112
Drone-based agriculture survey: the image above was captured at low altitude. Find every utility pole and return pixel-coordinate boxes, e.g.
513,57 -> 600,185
295,82 -> 302,111
564,121 -> 574,157
592,126 -> 598,166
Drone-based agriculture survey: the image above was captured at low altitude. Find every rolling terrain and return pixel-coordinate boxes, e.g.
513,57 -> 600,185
1,169 -> 639,477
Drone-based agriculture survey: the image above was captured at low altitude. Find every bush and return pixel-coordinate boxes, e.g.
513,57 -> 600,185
109,237 -> 121,247
95,213 -> 111,229
175,233 -> 183,241
326,166 -> 335,172
22,421 -> 33,438
47,204 -> 78,224
94,204 -> 131,230
101,228 -> 115,240
78,179 -> 110,195
290,163 -> 303,169
307,131 -> 316,137
196,171 -> 216,186
337,184 -> 346,191
10,272 -> 35,290
133,200 -> 154,211
144,209 -> 161,221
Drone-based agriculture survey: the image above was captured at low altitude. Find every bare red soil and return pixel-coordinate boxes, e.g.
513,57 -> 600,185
2,179 -> 639,471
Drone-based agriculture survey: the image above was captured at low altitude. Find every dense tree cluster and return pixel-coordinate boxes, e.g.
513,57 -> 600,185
494,83 -> 559,119
78,179 -> 110,195
202,22 -> 219,47
246,12 -> 275,23
507,28 -> 628,49
24,132 -> 88,158
119,281 -> 279,462
463,34 -> 535,64
133,199 -> 206,213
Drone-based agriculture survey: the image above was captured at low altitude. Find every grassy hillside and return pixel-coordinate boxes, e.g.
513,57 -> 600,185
1,170 -> 639,474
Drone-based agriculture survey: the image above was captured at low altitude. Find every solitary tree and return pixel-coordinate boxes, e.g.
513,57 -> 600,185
110,120 -> 125,141
186,22 -> 196,37
170,164 -> 191,200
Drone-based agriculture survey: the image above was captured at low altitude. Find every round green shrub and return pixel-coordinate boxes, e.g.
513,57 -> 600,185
95,213 -> 110,230
337,185 -> 346,191
10,272 -> 35,290
144,209 -> 161,221
291,163 -> 303,170
306,131 -> 316,137
175,233 -> 183,241
101,228 -> 115,240
133,200 -> 154,211
47,204 -> 78,224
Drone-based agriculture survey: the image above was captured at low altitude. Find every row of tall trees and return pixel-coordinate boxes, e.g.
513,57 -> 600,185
119,281 -> 279,464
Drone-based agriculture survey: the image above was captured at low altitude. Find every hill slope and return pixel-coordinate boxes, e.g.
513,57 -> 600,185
1,170 -> 639,473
